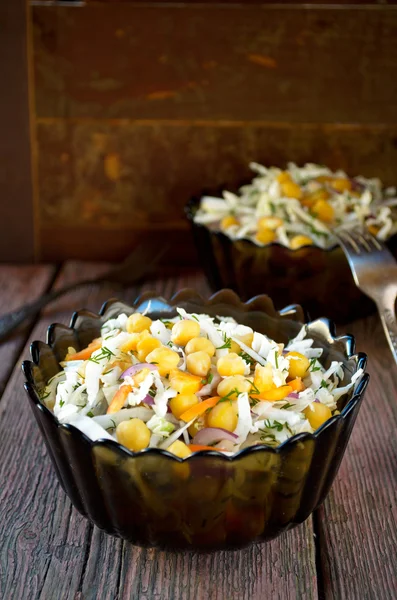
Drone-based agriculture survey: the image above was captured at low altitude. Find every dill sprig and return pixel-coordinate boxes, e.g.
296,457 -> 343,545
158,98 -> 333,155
88,346 -> 115,364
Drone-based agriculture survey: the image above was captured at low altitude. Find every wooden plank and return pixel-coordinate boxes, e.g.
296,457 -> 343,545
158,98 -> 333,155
32,4 -> 397,123
0,1 -> 36,261
0,264 -> 318,599
0,265 -> 55,395
317,315 -> 397,600
35,119 -> 397,260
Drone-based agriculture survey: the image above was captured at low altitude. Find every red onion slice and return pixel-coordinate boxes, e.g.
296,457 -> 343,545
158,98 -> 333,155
287,392 -> 299,399
121,363 -> 157,379
192,427 -> 238,446
142,393 -> 155,406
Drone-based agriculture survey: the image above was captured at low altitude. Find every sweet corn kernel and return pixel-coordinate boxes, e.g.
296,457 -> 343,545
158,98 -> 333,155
169,369 -> 202,395
207,401 -> 238,432
277,171 -> 292,184
253,364 -> 274,394
281,181 -> 303,200
257,216 -> 283,231
126,313 -> 152,334
167,440 -> 192,459
311,199 -> 334,223
217,352 -> 246,377
304,402 -> 332,430
169,393 -> 199,419
171,319 -> 201,347
185,336 -> 215,357
330,178 -> 352,193
186,351 -> 211,377
116,418 -> 151,451
145,346 -> 180,376
136,336 -> 161,362
286,351 -> 310,379
217,375 -> 251,400
290,235 -> 314,250
255,228 -> 276,245
220,215 -> 239,230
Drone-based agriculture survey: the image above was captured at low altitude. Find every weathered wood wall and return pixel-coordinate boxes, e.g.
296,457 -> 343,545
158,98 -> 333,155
31,1 -> 397,261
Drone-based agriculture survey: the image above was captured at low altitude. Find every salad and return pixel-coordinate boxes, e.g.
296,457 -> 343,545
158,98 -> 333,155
41,309 -> 363,458
193,162 -> 397,249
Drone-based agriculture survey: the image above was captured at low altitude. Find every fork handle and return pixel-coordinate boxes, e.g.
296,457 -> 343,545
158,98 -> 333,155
376,293 -> 397,365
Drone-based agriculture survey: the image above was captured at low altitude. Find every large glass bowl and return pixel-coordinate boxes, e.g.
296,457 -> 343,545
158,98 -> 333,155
23,290 -> 368,552
186,197 -> 397,323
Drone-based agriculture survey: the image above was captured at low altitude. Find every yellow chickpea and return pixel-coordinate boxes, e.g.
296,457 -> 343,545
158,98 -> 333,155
253,364 -> 274,394
277,171 -> 292,184
311,199 -> 334,224
126,313 -> 152,334
257,216 -> 283,231
290,235 -> 314,250
207,401 -> 238,432
286,352 -> 310,379
220,215 -> 239,230
136,336 -> 162,362
230,332 -> 254,354
255,228 -> 276,245
169,393 -> 199,420
304,402 -> 332,430
217,352 -> 246,377
330,178 -> 352,193
217,375 -> 251,400
368,224 -> 380,236
281,181 -> 303,200
185,337 -> 215,357
301,187 -> 330,208
167,440 -> 192,459
186,351 -> 211,377
188,417 -> 205,438
120,330 -> 149,353
169,369 -> 202,395
171,319 -> 201,347
146,346 -> 180,376
116,418 -> 151,451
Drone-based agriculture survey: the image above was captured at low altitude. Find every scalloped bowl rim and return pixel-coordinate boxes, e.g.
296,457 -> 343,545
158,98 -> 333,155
23,291 -> 369,464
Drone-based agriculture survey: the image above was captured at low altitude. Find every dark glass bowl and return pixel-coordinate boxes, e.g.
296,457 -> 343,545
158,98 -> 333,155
23,290 -> 368,552
186,197 -> 397,323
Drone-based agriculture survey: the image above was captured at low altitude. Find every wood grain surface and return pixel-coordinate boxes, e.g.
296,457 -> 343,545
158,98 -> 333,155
0,265 -> 55,394
0,264 -> 318,600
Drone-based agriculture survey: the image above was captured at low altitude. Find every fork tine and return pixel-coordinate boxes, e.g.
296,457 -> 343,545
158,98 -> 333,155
359,228 -> 383,252
338,230 -> 361,254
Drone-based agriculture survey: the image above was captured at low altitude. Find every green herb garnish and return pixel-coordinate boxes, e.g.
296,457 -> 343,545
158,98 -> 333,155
239,351 -> 254,365
309,358 -> 321,372
87,411 -> 94,418
216,333 -> 232,350
88,346 -> 115,364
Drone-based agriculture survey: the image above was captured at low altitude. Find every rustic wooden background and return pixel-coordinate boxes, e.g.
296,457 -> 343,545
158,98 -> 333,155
2,1 -> 397,262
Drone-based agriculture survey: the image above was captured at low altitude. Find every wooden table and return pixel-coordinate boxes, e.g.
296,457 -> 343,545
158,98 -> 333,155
0,262 -> 396,600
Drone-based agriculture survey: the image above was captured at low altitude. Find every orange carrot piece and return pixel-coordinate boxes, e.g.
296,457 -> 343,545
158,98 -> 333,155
65,338 -> 102,361
289,378 -> 304,392
107,385 -> 132,414
188,444 -> 227,453
179,396 -> 221,423
254,385 -> 293,402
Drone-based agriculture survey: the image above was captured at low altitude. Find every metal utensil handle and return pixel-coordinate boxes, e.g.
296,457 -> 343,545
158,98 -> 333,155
377,297 -> 397,365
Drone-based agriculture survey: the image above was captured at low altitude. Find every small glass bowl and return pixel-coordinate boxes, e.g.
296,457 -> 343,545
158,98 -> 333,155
23,290 -> 368,552
186,197 -> 397,323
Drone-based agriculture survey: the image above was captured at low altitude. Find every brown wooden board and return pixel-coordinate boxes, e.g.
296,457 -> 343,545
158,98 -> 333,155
32,4 -> 397,123
0,264 -> 318,599
0,265 -> 55,395
317,315 -> 397,600
0,0 -> 36,261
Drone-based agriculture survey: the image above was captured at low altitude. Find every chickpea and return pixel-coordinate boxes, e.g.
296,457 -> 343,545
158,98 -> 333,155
217,352 -> 246,377
230,332 -> 254,354
120,330 -> 149,353
167,440 -> 192,459
146,346 -> 180,376
186,351 -> 211,377
290,235 -> 314,250
330,178 -> 352,193
116,418 -> 151,451
281,181 -> 303,200
304,402 -> 332,430
255,228 -> 275,245
136,336 -> 161,362
286,352 -> 310,379
169,369 -> 202,395
188,417 -> 205,438
185,337 -> 215,357
253,364 -> 274,394
126,313 -> 152,334
169,393 -> 199,420
257,216 -> 283,231
207,401 -> 238,432
276,171 -> 291,184
220,215 -> 239,230
217,375 -> 251,400
171,319 -> 201,346
311,199 -> 334,223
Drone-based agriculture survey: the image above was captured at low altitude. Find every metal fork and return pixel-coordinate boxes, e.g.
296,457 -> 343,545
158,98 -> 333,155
335,227 -> 397,364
